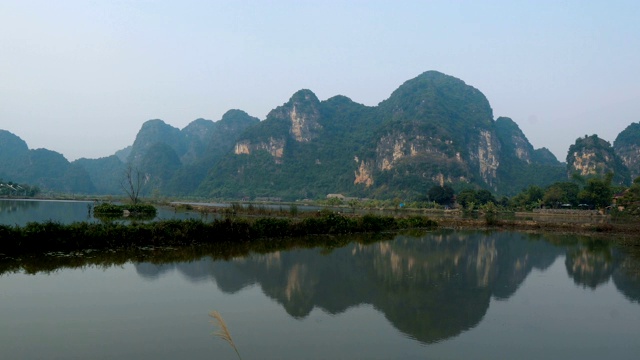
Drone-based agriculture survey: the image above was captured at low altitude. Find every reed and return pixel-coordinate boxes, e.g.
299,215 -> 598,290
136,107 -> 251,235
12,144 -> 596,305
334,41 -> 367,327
209,311 -> 242,360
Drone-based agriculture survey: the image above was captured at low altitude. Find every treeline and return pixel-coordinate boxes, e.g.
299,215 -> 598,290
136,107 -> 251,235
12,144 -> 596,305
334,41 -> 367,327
347,173 -> 640,214
0,211 -> 436,256
428,174 -> 640,215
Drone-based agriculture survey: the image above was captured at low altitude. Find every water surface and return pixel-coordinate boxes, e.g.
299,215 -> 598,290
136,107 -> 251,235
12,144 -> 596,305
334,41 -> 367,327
1,230 -> 639,359
0,199 -> 204,226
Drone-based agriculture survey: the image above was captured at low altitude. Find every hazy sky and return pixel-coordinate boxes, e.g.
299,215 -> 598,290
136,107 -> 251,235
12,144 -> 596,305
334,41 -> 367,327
1,0 -> 639,161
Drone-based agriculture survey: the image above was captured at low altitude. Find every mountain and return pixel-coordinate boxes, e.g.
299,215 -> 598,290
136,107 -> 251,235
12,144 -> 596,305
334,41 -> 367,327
165,110 -> 260,195
613,122 -> 640,180
198,71 -> 565,199
567,134 -> 630,185
127,119 -> 186,166
493,117 -> 565,195
0,130 -> 95,193
73,155 -> 126,195
3,71 -> 637,198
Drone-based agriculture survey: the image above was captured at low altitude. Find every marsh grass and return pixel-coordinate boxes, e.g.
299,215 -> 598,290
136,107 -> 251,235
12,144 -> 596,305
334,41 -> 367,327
210,311 -> 242,360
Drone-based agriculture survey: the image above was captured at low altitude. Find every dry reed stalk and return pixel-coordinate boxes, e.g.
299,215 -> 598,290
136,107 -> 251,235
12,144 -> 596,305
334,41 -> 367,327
209,311 -> 242,360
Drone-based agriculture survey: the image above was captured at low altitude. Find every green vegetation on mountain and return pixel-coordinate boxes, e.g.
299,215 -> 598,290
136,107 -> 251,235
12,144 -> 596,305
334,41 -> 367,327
494,117 -> 565,195
198,71 -> 572,200
0,130 -> 95,194
73,155 -> 126,194
165,110 -> 259,195
127,119 -> 186,166
532,147 -> 562,165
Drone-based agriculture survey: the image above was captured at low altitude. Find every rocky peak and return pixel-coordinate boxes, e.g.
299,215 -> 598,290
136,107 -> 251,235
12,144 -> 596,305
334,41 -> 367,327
379,70 -> 494,131
268,89 -> 322,142
0,130 -> 29,156
182,118 -> 215,142
531,147 -> 561,166
217,109 -> 261,131
128,119 -> 185,165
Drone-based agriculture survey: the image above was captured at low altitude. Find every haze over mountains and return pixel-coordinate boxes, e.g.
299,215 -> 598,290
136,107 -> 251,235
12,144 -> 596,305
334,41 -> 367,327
1,71 -> 638,200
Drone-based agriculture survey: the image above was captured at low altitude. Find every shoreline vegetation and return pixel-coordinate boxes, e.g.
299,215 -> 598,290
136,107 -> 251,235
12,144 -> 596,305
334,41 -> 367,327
0,210 -> 436,258
2,197 -> 640,263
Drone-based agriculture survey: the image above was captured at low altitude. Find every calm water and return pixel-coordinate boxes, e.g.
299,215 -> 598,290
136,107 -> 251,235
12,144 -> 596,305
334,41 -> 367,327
1,201 -> 640,359
0,199 -> 205,226
1,231 -> 640,359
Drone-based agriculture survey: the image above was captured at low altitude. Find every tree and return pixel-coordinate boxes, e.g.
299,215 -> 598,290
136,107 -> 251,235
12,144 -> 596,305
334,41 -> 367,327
543,182 -> 580,208
427,185 -> 454,205
475,189 -> 496,205
509,185 -> 545,210
617,176 -> 640,215
121,164 -> 145,204
456,189 -> 477,208
578,173 -> 613,209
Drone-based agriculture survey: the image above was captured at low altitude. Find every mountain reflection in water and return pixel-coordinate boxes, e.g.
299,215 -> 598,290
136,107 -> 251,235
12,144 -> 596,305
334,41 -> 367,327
133,230 -> 639,344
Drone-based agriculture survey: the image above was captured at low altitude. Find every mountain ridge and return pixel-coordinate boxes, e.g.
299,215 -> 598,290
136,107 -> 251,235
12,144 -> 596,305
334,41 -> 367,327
1,71 -> 637,199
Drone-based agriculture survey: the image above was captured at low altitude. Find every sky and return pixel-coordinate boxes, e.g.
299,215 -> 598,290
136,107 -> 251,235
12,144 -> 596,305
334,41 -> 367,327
1,0 -> 639,162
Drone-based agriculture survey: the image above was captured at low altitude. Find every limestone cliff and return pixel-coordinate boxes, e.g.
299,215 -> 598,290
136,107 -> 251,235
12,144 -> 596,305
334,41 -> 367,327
234,137 -> 286,164
470,130 -> 501,188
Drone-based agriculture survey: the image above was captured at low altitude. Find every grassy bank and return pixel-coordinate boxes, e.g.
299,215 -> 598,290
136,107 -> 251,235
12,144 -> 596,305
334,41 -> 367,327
0,211 -> 436,257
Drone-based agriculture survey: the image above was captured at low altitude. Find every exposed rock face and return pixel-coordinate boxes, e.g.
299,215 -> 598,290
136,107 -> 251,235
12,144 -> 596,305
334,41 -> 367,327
375,131 -> 455,172
570,149 -> 604,176
567,135 -> 630,185
234,137 -> 286,164
472,130 -> 501,187
234,141 -> 250,155
268,89 -> 322,143
354,160 -> 374,187
614,122 -> 640,180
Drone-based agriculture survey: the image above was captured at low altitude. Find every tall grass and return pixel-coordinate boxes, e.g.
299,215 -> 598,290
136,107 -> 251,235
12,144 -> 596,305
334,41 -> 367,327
210,311 -> 242,360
